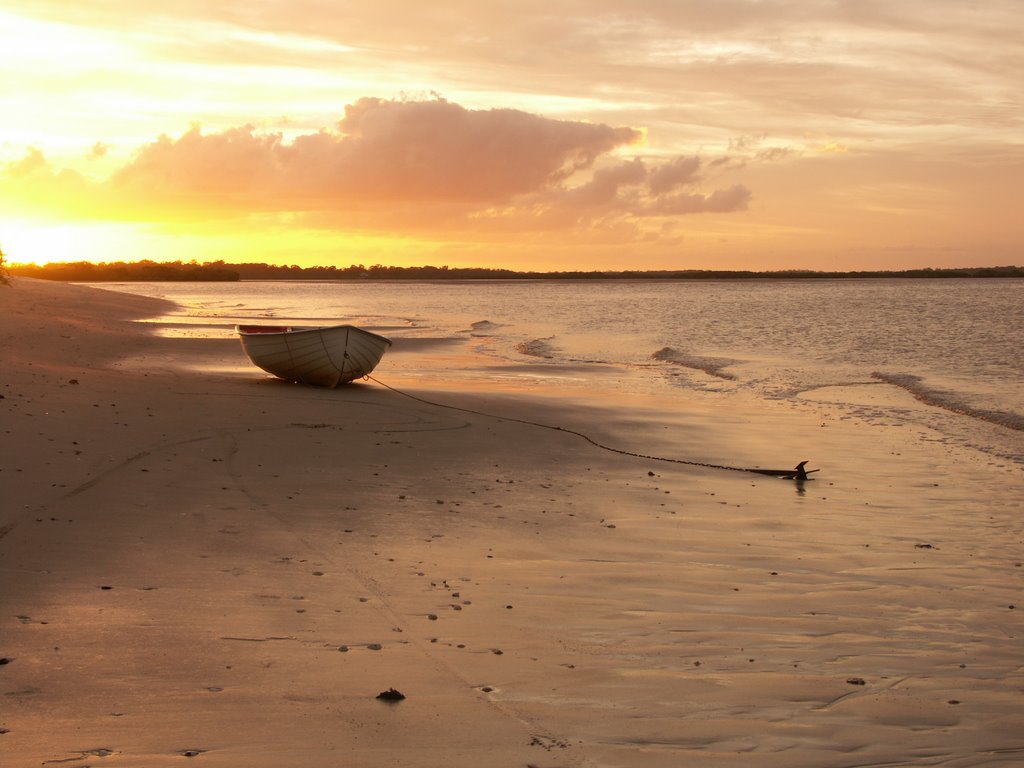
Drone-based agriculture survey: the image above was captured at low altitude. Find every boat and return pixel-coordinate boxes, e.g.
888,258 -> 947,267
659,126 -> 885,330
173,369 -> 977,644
236,324 -> 392,388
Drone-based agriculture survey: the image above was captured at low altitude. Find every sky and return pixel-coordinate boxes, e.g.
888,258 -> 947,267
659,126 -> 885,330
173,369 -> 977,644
1,1 -> 1021,271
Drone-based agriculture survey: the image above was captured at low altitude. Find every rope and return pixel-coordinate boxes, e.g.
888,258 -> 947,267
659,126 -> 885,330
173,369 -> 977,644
366,375 -> 813,479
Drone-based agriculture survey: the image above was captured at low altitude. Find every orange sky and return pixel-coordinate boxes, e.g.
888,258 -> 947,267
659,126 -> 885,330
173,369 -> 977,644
1,1 -> 1020,271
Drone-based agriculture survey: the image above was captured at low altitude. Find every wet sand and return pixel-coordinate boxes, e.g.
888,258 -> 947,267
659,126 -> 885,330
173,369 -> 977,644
2,278 -> 1022,767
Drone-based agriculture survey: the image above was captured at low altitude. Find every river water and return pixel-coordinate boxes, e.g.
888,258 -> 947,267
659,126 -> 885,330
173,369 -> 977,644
94,278 -> 1024,471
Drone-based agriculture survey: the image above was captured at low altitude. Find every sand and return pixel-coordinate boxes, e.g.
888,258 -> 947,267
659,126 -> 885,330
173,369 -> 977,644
1,277 -> 1022,767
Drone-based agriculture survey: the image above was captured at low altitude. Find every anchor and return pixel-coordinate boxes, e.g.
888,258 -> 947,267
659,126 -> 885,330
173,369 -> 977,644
746,460 -> 818,481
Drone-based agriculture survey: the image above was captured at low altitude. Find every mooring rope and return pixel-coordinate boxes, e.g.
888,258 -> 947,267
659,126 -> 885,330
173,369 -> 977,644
366,375 -> 813,479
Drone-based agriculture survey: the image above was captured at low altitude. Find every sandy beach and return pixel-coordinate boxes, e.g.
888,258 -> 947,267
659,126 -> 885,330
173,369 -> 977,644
2,278 -> 1022,767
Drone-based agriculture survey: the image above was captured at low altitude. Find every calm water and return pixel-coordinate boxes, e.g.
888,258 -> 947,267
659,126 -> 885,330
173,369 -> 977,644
95,278 -> 1024,469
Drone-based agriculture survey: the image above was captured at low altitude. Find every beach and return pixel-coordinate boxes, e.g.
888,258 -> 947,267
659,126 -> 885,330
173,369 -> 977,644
2,277 -> 1022,767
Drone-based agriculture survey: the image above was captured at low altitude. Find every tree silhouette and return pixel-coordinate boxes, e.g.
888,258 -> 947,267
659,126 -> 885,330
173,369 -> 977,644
0,244 -> 10,286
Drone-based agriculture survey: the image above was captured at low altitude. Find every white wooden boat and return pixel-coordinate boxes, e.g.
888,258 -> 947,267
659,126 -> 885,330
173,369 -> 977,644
236,324 -> 392,387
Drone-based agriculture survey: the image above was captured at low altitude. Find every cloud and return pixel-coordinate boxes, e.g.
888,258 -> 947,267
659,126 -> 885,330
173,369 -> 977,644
648,156 -> 703,194
815,142 -> 849,154
754,146 -> 796,162
467,154 -> 750,234
14,1 -> 1021,162
2,147 -> 97,214
648,184 -> 752,215
564,159 -> 649,207
109,97 -> 643,208
88,141 -> 111,160
564,157 -> 751,218
6,147 -> 49,179
5,96 -> 751,241
727,134 -> 799,163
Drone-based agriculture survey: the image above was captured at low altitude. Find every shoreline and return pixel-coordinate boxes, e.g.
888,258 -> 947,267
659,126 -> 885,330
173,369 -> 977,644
2,278 -> 1022,767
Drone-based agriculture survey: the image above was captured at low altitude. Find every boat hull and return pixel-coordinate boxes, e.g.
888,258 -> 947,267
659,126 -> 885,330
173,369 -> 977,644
237,324 -> 392,387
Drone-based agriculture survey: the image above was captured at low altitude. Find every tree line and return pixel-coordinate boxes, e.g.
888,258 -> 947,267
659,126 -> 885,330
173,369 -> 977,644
10,260 -> 243,282
7,258 -> 1023,282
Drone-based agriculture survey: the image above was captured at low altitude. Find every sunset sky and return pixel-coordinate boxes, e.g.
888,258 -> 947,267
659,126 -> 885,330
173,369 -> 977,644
1,1 -> 1020,271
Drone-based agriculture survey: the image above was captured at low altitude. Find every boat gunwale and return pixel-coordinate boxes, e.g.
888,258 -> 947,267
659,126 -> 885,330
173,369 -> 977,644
236,323 -> 393,346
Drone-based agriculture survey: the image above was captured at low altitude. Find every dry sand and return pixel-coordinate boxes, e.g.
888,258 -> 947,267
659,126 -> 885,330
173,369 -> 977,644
1,278 -> 1022,767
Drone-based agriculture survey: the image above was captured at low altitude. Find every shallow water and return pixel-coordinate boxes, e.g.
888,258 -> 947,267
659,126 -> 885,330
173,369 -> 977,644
93,278 -> 1024,470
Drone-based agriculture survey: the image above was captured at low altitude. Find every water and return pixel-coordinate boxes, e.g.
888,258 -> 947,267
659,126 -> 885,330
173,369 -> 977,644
94,278 -> 1024,469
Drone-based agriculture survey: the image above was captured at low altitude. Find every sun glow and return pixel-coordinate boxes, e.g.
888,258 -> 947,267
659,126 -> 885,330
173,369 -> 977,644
0,10 -> 136,80
0,219 -> 149,266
